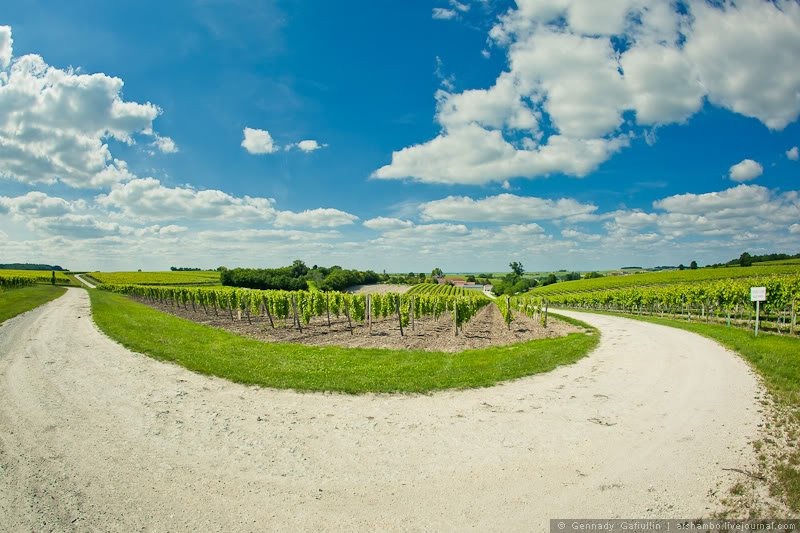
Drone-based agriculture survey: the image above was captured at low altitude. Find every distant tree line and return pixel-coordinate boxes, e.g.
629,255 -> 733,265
170,266 -> 204,271
220,260 -> 381,292
706,251 -> 800,268
0,263 -> 66,271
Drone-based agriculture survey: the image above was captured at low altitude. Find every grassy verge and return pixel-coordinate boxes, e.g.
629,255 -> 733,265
560,308 -> 800,515
89,290 -> 598,394
0,285 -> 67,323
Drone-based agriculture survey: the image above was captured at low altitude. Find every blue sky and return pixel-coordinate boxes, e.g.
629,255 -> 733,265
0,0 -> 798,272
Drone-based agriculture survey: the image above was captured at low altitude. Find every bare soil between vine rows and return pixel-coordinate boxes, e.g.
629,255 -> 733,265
134,297 -> 582,352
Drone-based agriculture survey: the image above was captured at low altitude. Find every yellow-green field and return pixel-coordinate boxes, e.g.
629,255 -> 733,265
89,270 -> 221,286
0,269 -> 74,285
527,263 -> 800,296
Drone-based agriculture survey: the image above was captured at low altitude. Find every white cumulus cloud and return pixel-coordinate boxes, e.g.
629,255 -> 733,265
287,139 -> 325,153
274,208 -> 358,228
0,25 -> 12,69
787,146 -> 799,161
241,127 -> 278,154
375,0 -> 800,185
151,135 -> 178,154
0,28 -> 165,188
363,217 -> 414,231
419,193 -> 598,222
96,178 -> 277,221
728,159 -> 763,182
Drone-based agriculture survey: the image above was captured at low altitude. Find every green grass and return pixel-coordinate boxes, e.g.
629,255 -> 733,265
89,290 -> 598,394
561,308 -> 800,513
0,285 -> 67,323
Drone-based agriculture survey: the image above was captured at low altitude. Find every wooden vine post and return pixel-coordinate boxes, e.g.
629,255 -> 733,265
344,300 -> 354,335
791,300 -> 796,335
543,299 -> 548,328
453,299 -> 458,337
262,302 -> 275,329
291,295 -> 303,332
410,296 -> 415,331
395,295 -> 404,336
326,292 -> 331,328
367,294 -> 372,334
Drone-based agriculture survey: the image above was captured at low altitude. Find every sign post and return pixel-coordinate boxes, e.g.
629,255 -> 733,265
751,286 -> 766,337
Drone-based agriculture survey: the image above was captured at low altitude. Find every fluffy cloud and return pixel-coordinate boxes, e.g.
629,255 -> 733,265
28,214 -> 121,239
241,127 -> 277,154
96,178 -> 277,221
788,146 -> 799,161
151,135 -> 178,154
419,193 -> 597,222
274,208 -> 358,228
0,191 -> 79,218
376,1 -> 800,185
373,124 -> 628,184
287,139 -> 325,153
0,25 -> 11,69
363,217 -> 414,231
685,0 -> 800,130
436,72 -> 538,131
728,159 -> 763,182
0,29 -> 167,189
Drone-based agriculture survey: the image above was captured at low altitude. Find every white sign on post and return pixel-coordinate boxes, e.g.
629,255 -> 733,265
751,286 -> 766,336
751,287 -> 766,302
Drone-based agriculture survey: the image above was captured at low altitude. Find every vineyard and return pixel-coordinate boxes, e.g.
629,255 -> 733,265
407,283 -> 475,297
0,269 -> 73,285
541,274 -> 800,335
0,275 -> 36,291
527,263 -> 800,296
98,283 -> 575,352
88,270 -> 221,286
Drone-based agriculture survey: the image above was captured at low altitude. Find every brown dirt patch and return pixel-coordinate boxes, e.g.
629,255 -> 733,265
134,297 -> 583,352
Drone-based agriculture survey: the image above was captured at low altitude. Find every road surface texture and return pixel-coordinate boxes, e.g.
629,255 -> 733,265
0,289 -> 763,531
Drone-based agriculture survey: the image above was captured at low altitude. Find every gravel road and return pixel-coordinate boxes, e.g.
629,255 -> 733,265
0,289 -> 763,531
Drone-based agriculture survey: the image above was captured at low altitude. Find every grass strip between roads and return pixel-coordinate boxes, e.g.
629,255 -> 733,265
0,285 -> 67,324
89,290 -> 598,394
561,309 -> 800,514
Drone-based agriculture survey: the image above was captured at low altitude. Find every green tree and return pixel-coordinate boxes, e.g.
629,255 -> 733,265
509,261 -> 525,276
739,252 -> 753,267
431,267 -> 444,277
690,260 -> 698,270
291,259 -> 309,277
541,273 -> 558,286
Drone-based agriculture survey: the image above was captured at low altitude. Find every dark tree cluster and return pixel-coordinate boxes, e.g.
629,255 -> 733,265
220,260 -> 381,292
0,263 -> 65,271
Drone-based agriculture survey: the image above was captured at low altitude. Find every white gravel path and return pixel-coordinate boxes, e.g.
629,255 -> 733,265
0,289 -> 764,531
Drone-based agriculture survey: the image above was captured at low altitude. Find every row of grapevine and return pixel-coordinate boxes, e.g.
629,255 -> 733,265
0,269 -> 72,285
527,264 -> 800,296
407,283 -> 474,297
100,284 -> 491,336
496,295 -> 549,329
0,275 -> 36,290
545,274 -> 800,334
